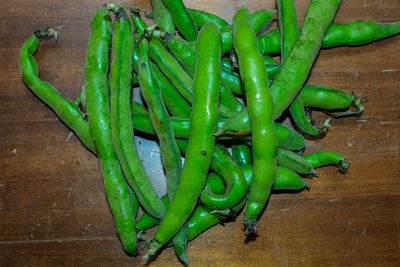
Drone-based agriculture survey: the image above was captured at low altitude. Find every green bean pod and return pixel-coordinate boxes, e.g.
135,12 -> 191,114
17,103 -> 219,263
162,0 -> 198,41
84,7 -> 138,254
232,143 -> 252,167
221,9 -> 277,53
200,144 -> 248,209
214,110 -> 305,151
151,0 -> 175,33
138,38 -> 188,263
257,27 -> 281,54
290,96 -> 328,136
257,19 -> 400,54
155,31 -> 243,112
146,34 -> 234,118
19,29 -> 95,153
132,33 -> 192,118
131,111 -> 305,150
149,39 -> 194,102
277,0 -> 325,136
304,151 -> 349,171
233,6 -> 278,235
320,20 -> 400,47
138,38 -> 182,203
220,56 -> 280,94
271,0 -> 342,119
273,166 -> 310,190
139,165 -> 309,235
147,22 -> 221,256
300,84 -> 364,117
108,8 -> 165,221
189,8 -> 229,29
277,148 -> 316,175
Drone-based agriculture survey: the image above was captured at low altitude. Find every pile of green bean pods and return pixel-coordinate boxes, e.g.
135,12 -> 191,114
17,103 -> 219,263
19,0 -> 400,264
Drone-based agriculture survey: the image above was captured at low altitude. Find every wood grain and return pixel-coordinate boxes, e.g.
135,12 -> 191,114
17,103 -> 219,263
1,0 -> 400,266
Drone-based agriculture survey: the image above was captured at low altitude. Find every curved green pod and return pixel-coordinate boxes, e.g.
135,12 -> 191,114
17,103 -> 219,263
200,144 -> 248,210
19,30 -> 95,153
277,148 -> 316,175
131,111 -> 306,151
257,20 -> 400,54
188,8 -> 228,29
151,0 -> 175,33
161,0 -> 198,41
84,7 -> 139,254
232,6 -> 278,235
148,22 -> 221,256
304,150 -> 349,170
221,9 -> 277,53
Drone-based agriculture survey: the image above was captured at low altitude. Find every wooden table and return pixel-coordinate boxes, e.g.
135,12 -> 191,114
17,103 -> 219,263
1,0 -> 400,266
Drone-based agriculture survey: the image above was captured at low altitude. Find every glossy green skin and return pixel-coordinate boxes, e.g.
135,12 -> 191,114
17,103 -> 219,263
277,148 -> 315,175
200,144 -> 248,209
220,57 -> 280,94
277,0 -> 299,59
320,20 -> 400,47
84,8 -> 138,254
242,165 -> 310,191
175,137 -> 247,210
109,11 -> 165,221
271,0 -> 342,119
300,84 -> 354,110
277,0 -> 321,136
304,151 -> 349,170
290,96 -> 323,135
151,22 -> 221,249
137,169 -> 229,231
221,9 -> 276,53
132,34 -> 192,118
139,163 -> 309,240
215,109 -> 305,151
139,38 -> 188,264
188,8 -> 228,29
233,7 -> 278,229
19,32 -> 95,153
162,0 -> 198,41
257,20 -> 400,54
138,39 -> 182,203
149,39 -> 193,102
151,0 -> 175,33
232,143 -> 252,167
220,0 -> 342,134
257,27 -> 281,54
160,33 -> 243,113
131,111 -> 305,150
151,63 -> 192,117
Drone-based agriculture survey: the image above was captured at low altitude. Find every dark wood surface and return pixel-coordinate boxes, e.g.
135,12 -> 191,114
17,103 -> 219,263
1,0 -> 400,266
